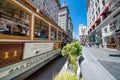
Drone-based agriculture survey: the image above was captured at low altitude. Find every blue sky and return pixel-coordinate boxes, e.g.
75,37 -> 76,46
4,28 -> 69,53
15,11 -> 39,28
60,0 -> 87,37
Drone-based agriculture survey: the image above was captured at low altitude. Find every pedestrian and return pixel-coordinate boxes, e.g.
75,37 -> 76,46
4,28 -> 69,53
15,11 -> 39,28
61,37 -> 66,48
89,42 -> 91,47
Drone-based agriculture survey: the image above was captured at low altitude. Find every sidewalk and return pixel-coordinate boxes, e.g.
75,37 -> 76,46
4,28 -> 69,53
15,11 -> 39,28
90,45 -> 120,53
100,47 -> 120,53
81,47 -> 120,80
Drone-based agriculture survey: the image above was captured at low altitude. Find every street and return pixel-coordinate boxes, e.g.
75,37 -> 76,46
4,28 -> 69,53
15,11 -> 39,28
25,56 -> 66,80
81,47 -> 120,80
24,47 -> 120,80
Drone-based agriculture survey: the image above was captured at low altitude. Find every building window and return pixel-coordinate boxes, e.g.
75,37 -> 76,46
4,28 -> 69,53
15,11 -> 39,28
111,37 -> 115,44
96,11 -> 98,16
98,7 -> 100,13
97,0 -> 99,3
60,14 -> 65,17
116,18 -> 120,29
43,2 -> 45,6
102,0 -> 105,6
109,22 -> 116,31
104,28 -> 107,33
95,2 -> 97,7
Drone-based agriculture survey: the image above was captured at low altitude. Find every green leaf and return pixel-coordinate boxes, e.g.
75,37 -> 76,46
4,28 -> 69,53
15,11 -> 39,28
61,41 -> 82,73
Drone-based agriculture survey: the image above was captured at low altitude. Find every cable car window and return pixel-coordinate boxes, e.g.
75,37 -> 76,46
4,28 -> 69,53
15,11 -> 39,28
34,17 -> 48,39
0,0 -> 30,37
58,31 -> 62,40
51,27 -> 57,40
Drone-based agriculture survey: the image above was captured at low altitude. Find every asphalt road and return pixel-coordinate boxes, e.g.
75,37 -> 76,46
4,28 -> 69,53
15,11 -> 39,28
82,47 -> 120,80
25,56 -> 66,80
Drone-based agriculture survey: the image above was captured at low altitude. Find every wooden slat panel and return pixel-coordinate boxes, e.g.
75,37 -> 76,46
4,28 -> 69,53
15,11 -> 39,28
0,43 -> 23,68
0,34 -> 30,40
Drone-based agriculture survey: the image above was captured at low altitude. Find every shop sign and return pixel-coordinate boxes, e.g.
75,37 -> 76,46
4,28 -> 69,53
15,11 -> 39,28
23,43 -> 54,59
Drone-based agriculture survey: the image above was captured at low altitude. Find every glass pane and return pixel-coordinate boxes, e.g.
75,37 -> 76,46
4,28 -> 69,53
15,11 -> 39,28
0,0 -> 30,37
34,17 -> 48,39
51,27 -> 57,40
58,31 -> 62,40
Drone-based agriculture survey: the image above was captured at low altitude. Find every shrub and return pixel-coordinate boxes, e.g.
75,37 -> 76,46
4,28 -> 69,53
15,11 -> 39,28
61,42 -> 82,72
71,42 -> 82,56
53,71 -> 79,80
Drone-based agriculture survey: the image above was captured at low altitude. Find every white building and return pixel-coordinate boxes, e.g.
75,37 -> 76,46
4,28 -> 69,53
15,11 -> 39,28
29,0 -> 60,24
78,24 -> 88,42
73,31 -> 77,41
79,24 -> 88,36
86,0 -> 120,50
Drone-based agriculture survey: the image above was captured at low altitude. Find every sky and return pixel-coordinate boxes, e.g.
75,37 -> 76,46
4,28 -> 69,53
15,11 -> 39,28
60,0 -> 87,37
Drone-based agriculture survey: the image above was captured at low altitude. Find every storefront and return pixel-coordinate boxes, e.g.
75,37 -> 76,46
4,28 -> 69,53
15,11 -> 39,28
88,30 -> 96,44
115,30 -> 120,51
102,17 -> 120,50
95,30 -> 102,48
103,35 -> 116,49
115,18 -> 120,51
102,22 -> 117,49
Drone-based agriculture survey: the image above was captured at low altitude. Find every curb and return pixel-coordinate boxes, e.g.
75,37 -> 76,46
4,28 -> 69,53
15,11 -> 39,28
59,56 -> 84,78
59,61 -> 68,74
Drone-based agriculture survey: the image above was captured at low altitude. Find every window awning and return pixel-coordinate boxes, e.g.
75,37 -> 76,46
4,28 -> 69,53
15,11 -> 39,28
100,2 -> 111,16
95,16 -> 101,23
88,2 -> 111,34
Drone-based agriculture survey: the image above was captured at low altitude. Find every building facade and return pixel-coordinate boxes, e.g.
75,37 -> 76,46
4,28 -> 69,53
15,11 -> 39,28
68,17 -> 73,42
58,3 -> 69,35
73,31 -> 77,41
86,0 -> 120,50
29,0 -> 60,24
78,24 -> 88,43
